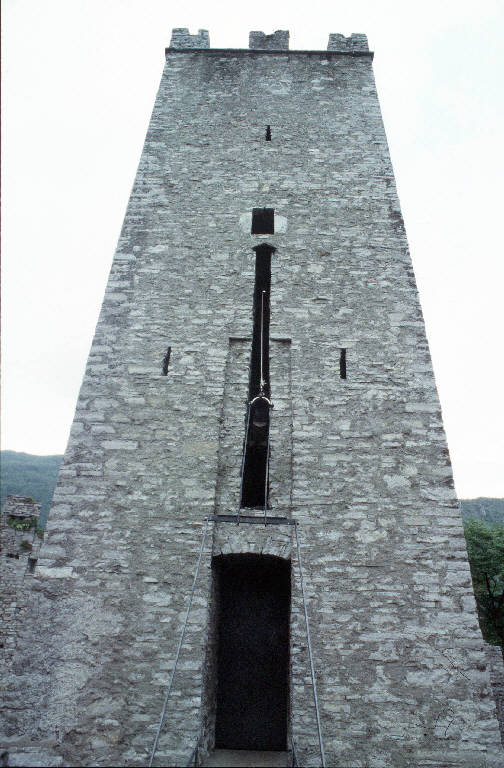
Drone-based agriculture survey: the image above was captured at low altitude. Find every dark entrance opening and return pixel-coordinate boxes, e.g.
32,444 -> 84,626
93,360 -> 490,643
214,554 -> 290,751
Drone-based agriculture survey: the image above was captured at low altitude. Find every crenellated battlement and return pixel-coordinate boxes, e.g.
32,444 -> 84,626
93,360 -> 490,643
169,28 -> 210,49
327,33 -> 369,52
167,29 -> 371,54
249,30 -> 289,50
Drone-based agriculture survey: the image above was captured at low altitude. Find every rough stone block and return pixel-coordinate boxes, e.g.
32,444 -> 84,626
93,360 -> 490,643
169,28 -> 210,49
249,30 -> 289,50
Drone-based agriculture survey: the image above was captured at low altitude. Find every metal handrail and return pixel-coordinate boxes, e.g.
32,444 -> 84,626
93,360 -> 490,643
148,519 -> 210,767
294,522 -> 326,768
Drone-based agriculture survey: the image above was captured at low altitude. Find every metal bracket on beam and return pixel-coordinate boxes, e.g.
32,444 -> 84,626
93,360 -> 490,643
208,514 -> 296,526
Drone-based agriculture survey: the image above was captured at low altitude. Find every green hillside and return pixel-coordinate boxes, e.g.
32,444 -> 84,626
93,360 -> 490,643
0,451 -> 62,529
460,497 -> 504,526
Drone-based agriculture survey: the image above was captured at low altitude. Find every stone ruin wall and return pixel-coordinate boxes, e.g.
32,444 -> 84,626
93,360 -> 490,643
1,497 -> 43,664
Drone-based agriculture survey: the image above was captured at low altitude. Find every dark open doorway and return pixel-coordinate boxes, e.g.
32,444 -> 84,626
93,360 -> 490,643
213,554 -> 290,751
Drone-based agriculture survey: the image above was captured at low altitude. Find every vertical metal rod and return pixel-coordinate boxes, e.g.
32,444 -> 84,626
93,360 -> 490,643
260,289 -> 265,392
294,522 -> 326,768
289,645 -> 298,767
238,403 -> 252,520
148,518 -> 210,767
264,408 -> 271,524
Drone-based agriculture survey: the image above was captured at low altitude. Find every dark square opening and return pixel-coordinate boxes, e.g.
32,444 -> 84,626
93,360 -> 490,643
251,208 -> 274,234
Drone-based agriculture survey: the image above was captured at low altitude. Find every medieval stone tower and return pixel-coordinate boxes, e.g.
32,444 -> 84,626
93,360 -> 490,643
2,28 -> 503,768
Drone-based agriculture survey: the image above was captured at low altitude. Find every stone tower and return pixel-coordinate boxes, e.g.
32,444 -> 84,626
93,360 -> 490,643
2,28 -> 503,768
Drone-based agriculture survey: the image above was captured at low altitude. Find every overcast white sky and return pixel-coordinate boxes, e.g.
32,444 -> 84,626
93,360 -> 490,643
2,0 -> 503,498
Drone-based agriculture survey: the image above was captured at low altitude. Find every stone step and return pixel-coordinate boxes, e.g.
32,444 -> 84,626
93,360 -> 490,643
202,749 -> 290,767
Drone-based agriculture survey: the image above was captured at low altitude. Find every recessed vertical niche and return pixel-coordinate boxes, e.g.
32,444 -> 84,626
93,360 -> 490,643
212,553 -> 290,751
241,244 -> 275,509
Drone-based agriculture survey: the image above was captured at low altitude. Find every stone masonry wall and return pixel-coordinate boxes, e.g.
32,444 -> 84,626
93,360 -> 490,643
484,643 -> 504,746
0,498 -> 50,767
249,31 -> 290,50
2,32 -> 503,768
169,28 -> 210,49
327,33 -> 369,53
1,497 -> 42,664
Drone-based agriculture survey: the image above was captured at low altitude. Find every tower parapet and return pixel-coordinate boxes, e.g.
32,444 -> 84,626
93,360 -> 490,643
169,28 -> 210,49
327,32 -> 369,52
249,30 -> 289,50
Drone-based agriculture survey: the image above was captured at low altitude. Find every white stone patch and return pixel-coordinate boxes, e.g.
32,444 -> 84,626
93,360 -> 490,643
142,593 -> 171,606
274,214 -> 287,233
102,440 -> 138,450
355,519 -> 388,544
239,213 -> 252,232
36,566 -> 74,579
127,366 -> 158,374
239,212 -> 287,233
384,474 -> 411,490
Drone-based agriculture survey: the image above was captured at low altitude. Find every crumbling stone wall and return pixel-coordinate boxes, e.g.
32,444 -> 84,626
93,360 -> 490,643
0,497 -> 54,766
2,30 -> 503,768
1,497 -> 42,661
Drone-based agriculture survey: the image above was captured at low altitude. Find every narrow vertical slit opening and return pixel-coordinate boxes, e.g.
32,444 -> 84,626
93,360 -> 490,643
241,244 -> 275,509
265,125 -> 272,141
162,346 -> 171,376
340,347 -> 347,379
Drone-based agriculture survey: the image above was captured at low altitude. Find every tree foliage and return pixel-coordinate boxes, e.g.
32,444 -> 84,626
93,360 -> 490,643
464,519 -> 504,649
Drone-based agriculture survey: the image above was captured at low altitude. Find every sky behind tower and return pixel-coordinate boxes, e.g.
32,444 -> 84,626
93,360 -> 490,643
2,0 -> 503,498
